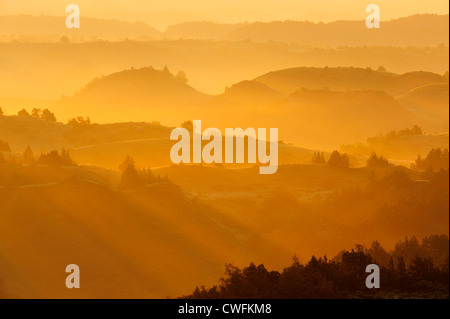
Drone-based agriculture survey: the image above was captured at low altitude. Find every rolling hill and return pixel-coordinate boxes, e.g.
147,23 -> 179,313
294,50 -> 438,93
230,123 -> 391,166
253,67 -> 447,96
56,67 -> 210,124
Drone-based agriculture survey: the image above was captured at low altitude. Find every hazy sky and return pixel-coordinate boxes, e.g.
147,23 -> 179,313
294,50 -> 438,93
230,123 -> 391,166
1,0 -> 449,29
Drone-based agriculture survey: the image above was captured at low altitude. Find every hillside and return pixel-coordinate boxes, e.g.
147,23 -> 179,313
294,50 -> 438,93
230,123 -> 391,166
243,89 -> 421,149
49,66 -> 447,149
397,83 -> 449,131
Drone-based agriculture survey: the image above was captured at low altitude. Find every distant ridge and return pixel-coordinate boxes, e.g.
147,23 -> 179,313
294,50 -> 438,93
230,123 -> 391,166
221,14 -> 449,46
1,14 -> 448,46
0,15 -> 162,40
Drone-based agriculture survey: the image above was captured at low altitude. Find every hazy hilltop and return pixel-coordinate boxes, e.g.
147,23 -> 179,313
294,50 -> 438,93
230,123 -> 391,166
210,80 -> 283,108
57,67 -> 209,123
0,15 -> 162,41
222,14 -> 449,46
254,67 -> 448,96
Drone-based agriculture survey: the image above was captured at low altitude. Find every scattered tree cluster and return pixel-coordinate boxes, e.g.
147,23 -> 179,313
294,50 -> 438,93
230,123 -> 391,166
175,70 -> 189,84
413,148 -> 449,171
37,149 -> 75,167
311,152 -> 326,164
0,140 -> 11,153
119,155 -> 158,189
17,108 -> 57,122
327,151 -> 350,168
367,125 -> 423,146
68,116 -> 91,126
367,152 -> 389,168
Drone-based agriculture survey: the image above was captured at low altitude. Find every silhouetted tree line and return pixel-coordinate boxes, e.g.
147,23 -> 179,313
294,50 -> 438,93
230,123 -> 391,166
119,155 -> 168,189
367,152 -> 389,168
413,148 -> 449,171
67,116 -> 91,126
367,125 -> 423,146
17,108 -> 56,122
340,125 -> 424,156
311,151 -> 350,168
311,152 -> 326,164
184,235 -> 449,299
0,140 -> 11,153
38,149 -> 75,167
327,151 -> 350,169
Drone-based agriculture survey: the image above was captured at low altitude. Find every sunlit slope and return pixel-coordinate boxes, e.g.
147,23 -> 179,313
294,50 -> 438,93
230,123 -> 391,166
254,67 -> 447,96
397,83 -> 449,131
251,89 -> 421,149
0,177 -> 270,298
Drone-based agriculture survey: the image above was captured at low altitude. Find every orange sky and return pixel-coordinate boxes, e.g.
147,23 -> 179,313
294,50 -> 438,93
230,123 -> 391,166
1,0 -> 449,29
